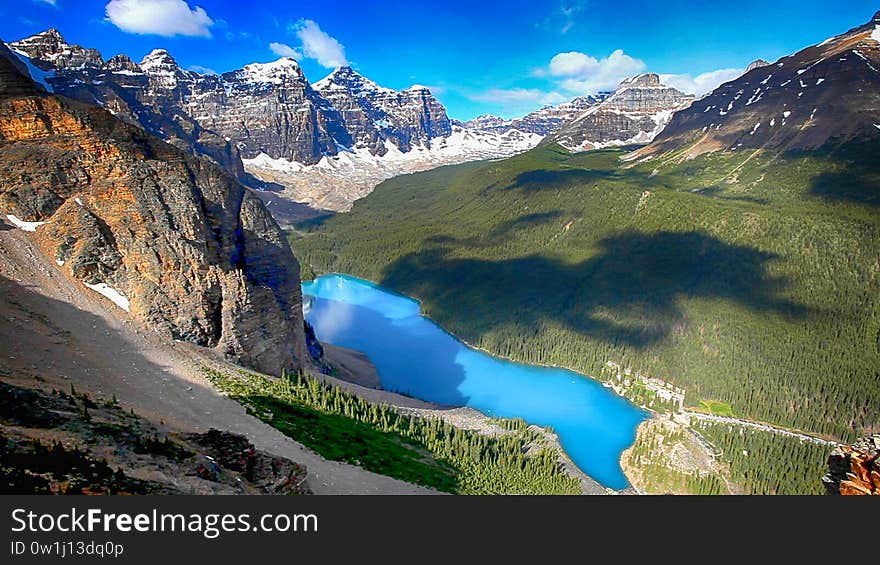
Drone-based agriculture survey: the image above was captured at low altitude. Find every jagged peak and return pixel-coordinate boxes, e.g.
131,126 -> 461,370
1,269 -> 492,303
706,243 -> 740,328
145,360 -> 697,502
237,57 -> 304,83
618,73 -> 662,88
15,28 -> 66,45
315,65 -> 392,94
405,84 -> 431,92
243,57 -> 301,71
104,53 -> 142,73
140,48 -> 177,68
9,28 -> 104,68
316,65 -> 360,84
470,113 -> 504,121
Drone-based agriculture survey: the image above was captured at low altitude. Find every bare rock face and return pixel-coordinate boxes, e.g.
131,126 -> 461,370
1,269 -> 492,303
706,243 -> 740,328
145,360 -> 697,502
823,434 -> 880,495
550,74 -> 694,152
633,11 -> 880,159
186,58 -> 347,164
314,66 -> 452,153
746,59 -> 771,72
8,30 -> 453,171
10,28 -> 103,69
0,54 -> 308,376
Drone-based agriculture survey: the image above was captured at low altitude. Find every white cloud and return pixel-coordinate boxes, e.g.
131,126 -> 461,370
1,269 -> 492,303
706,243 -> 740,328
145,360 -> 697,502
547,49 -> 646,93
469,88 -> 566,106
105,0 -> 214,38
188,64 -> 217,75
538,1 -> 588,34
269,41 -> 302,60
290,19 -> 347,68
468,88 -> 567,116
659,68 -> 743,96
32,0 -> 57,6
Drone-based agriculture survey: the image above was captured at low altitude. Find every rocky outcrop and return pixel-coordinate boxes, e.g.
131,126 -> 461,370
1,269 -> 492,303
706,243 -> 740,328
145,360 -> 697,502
0,381 -> 310,495
10,28 -> 102,69
549,74 -> 694,152
314,66 -> 452,154
746,59 -> 770,72
632,11 -> 880,159
0,53 -> 308,375
184,57 -> 346,165
823,434 -> 880,495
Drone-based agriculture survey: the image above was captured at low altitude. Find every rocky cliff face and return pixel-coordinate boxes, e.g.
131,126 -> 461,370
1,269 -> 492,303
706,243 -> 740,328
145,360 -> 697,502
182,56 -> 349,165
314,66 -> 452,154
8,35 -> 247,180
823,434 -> 880,495
633,11 -> 880,159
0,53 -> 308,376
8,30 -> 453,171
549,74 -> 694,152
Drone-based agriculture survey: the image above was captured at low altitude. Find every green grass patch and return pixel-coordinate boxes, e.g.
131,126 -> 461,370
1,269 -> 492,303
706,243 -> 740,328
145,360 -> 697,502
204,368 -> 581,494
248,396 -> 458,492
698,400 -> 735,417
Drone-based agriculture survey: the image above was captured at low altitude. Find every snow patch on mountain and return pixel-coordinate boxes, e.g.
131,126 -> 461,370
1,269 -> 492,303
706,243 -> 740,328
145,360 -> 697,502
244,126 -> 541,212
10,50 -> 54,92
239,58 -> 303,84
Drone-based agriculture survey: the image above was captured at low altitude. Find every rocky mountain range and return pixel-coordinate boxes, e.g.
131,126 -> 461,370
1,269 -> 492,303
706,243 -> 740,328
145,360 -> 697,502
460,93 -> 611,136
4,28 -> 704,217
0,48 -> 309,375
633,11 -> 880,159
6,29 -> 543,217
548,73 -> 694,152
7,29 -> 458,167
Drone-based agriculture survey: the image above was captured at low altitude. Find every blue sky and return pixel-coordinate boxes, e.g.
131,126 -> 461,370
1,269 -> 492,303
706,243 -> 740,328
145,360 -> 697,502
3,0 -> 878,120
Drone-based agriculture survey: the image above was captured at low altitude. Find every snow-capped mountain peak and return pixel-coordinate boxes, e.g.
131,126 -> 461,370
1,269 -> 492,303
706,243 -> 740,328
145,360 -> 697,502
631,10 -> 880,160
139,49 -> 178,71
315,65 -> 393,95
10,28 -> 103,69
238,57 -> 304,84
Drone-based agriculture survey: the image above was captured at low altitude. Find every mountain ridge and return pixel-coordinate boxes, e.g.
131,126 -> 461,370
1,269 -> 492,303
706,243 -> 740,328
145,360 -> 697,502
0,50 -> 310,376
632,10 -> 880,160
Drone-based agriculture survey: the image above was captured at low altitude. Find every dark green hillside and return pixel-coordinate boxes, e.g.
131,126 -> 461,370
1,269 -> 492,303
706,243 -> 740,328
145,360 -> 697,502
291,143 -> 880,441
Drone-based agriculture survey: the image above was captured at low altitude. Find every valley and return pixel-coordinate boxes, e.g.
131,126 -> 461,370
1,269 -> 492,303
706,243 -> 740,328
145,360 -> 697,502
291,139 -> 878,493
2,6 -> 880,497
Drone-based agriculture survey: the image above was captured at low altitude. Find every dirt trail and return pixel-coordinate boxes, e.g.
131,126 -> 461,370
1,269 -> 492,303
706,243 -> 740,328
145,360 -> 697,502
0,220 -> 437,495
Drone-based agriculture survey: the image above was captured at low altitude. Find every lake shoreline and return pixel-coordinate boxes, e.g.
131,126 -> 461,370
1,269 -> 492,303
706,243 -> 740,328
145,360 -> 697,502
303,272 -> 646,491
319,343 -> 608,495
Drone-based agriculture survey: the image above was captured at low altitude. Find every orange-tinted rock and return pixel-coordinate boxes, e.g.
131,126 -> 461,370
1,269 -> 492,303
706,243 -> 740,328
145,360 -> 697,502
0,53 -> 309,376
824,434 -> 880,495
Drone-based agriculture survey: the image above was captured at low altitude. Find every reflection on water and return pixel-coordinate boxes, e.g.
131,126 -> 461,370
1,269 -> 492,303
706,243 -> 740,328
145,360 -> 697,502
302,274 -> 647,490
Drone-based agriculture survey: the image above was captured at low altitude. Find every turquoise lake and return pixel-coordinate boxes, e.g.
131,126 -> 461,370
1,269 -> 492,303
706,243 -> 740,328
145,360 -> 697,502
301,273 -> 647,490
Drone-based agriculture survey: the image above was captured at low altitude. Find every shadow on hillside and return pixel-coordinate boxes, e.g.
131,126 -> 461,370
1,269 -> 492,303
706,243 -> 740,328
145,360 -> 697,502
503,169 -> 618,194
425,210 -> 563,248
380,230 -> 809,348
501,163 -> 664,194
801,143 -> 880,207
696,186 -> 770,205
810,170 -> 880,207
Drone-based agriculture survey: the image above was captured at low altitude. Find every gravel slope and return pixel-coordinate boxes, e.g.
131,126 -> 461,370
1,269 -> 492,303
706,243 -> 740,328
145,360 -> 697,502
0,219 -> 437,495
